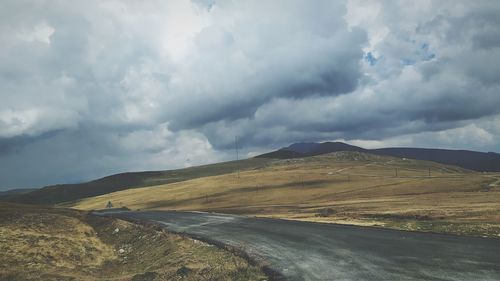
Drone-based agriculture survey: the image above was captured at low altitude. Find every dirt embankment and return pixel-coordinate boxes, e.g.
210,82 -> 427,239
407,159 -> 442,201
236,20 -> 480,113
0,203 -> 268,281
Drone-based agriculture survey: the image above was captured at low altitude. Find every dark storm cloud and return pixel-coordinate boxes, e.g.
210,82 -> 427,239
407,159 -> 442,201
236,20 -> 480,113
164,15 -> 367,130
1,0 -> 500,189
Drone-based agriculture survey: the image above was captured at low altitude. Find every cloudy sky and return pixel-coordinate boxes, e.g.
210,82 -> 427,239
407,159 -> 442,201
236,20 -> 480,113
1,0 -> 500,190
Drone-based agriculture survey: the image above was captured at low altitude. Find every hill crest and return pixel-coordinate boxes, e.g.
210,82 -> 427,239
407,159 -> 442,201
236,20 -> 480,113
257,141 -> 500,172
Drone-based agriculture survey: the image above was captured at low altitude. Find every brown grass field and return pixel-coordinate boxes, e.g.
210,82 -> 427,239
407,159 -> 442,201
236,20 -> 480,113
0,203 -> 267,281
69,152 -> 500,238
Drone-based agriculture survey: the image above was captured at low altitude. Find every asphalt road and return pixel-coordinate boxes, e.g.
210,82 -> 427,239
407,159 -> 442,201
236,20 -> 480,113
99,210 -> 500,281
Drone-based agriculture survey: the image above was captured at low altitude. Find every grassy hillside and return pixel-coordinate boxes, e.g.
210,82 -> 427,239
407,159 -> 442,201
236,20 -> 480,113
69,151 -> 500,238
258,141 -> 500,172
7,158 -> 272,205
0,188 -> 38,199
0,203 -> 268,281
373,147 -> 500,172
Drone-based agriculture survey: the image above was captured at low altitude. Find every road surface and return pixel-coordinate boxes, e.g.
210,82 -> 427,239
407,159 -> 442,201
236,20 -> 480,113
98,210 -> 500,281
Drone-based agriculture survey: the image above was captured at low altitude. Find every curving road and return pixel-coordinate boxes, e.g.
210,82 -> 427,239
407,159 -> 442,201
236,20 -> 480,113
98,210 -> 500,281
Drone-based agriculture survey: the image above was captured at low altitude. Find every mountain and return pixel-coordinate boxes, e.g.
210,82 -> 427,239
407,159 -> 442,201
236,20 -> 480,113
254,149 -> 303,159
257,142 -> 500,172
6,141 -> 500,207
286,142 -> 324,154
256,142 -> 364,158
373,147 -> 500,172
4,158 -> 272,205
296,142 -> 365,155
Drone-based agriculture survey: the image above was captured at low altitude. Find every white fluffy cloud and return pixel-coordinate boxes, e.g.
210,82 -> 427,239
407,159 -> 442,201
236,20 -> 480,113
1,0 -> 500,189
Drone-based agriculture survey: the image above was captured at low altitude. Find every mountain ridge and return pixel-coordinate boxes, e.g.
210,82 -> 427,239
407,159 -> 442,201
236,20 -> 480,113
4,141 -> 500,206
257,141 -> 500,172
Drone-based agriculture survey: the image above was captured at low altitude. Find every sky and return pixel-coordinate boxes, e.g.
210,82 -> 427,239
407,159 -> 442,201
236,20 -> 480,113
1,0 -> 500,190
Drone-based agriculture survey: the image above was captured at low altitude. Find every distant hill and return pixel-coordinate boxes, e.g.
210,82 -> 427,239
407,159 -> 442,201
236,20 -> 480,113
7,141 -> 500,207
256,142 -> 364,158
373,147 -> 500,173
254,149 -> 303,159
303,142 -> 365,155
0,188 -> 38,199
256,142 -> 500,172
4,158 -> 272,205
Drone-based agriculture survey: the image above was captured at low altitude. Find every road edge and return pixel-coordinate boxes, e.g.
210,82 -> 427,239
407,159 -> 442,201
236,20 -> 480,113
104,213 -> 287,281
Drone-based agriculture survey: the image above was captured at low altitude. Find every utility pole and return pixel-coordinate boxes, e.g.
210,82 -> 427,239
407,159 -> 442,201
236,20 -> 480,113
235,136 -> 240,179
395,168 -> 398,177
428,168 -> 431,177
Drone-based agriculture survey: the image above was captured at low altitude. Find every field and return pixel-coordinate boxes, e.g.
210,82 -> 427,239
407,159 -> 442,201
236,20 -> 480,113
0,203 -> 267,281
69,152 -> 500,238
8,158 -> 272,205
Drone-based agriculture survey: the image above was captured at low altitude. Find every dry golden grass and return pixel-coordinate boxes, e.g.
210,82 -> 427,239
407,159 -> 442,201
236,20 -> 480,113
0,203 -> 267,281
69,152 -> 500,237
0,205 -> 116,280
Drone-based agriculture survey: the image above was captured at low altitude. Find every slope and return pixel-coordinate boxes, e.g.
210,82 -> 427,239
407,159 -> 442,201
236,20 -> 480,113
69,151 -> 500,238
257,141 -> 500,172
0,202 -> 267,281
6,158 -> 272,205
